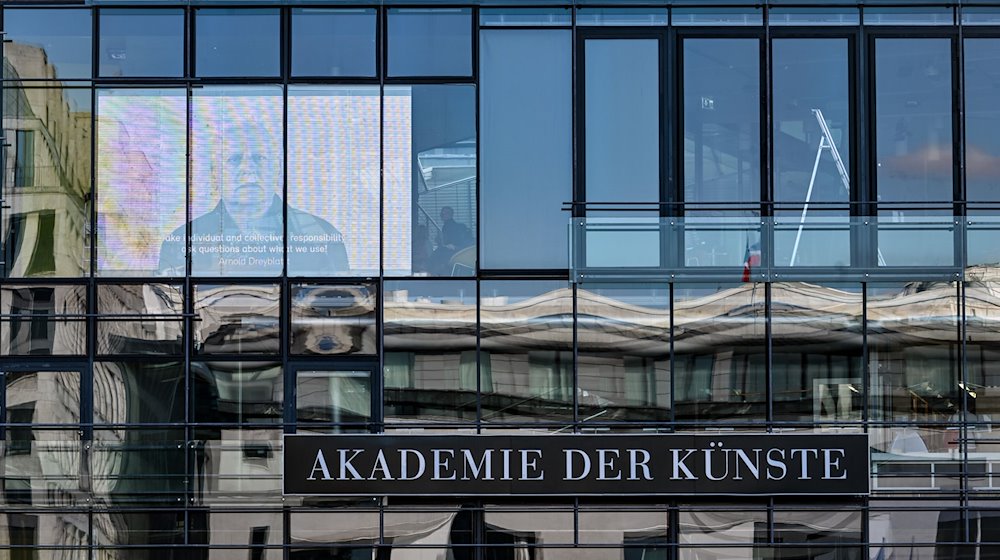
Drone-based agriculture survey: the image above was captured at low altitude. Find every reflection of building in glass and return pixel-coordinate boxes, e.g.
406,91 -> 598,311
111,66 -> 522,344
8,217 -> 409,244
2,43 -> 91,278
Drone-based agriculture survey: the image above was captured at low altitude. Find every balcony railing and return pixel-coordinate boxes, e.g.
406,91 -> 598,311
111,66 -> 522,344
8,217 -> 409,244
569,214 -> 1000,282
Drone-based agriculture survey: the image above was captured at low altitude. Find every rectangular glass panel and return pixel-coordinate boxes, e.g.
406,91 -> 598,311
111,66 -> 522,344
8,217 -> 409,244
290,283 -> 377,356
291,9 -> 376,77
1,285 -> 86,356
672,8 -> 763,26
287,86 -> 379,276
296,369 -> 371,424
480,280 -> 574,424
484,506 -> 574,545
387,9 -> 472,78
190,427 -> 282,504
864,8 -> 954,26
97,89 -> 187,276
193,284 -> 280,355
383,280 -> 477,423
481,30 -> 571,270
673,285 -> 766,423
768,8 -> 860,26
191,362 -> 282,424
678,509 -> 766,544
4,370 -> 81,425
91,428 -> 185,505
92,511 -> 185,545
967,281 -> 1000,420
771,283 -> 863,423
99,9 -> 184,78
195,9 -> 280,77
868,283 -> 960,422
578,507 -> 668,545
576,285 -> 670,422
965,39 -> 1000,202
383,85 -> 477,276
585,39 -> 660,204
576,8 -> 668,26
188,510 -> 282,546
962,7 -> 1000,25
290,510 -> 379,545
3,9 -> 92,80
875,39 -> 953,204
96,284 -> 183,356
190,87 -> 284,276
480,9 -> 572,27
1,512 -> 91,546
2,86 -> 91,278
93,362 -> 184,424
2,430 -> 83,506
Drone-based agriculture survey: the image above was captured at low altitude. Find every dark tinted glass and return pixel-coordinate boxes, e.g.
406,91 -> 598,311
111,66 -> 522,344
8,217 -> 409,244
191,362 -> 282,424
383,280 -> 478,423
291,9 -> 376,77
91,428 -> 186,504
480,30 -> 571,269
585,39 -> 660,204
93,362 -> 184,424
3,9 -> 92,80
387,9 -> 472,77
2,86 -> 91,278
195,9 -> 280,77
875,39 -> 953,204
296,368 -> 372,425
99,9 -> 184,78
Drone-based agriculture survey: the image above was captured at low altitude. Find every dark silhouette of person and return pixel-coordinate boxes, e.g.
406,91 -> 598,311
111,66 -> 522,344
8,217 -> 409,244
429,206 -> 473,275
159,116 -> 348,276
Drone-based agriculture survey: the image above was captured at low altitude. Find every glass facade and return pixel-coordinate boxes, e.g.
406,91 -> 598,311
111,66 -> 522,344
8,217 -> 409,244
6,3 -> 1000,559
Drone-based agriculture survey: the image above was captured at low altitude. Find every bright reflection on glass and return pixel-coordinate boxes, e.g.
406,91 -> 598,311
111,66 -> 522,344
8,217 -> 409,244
290,283 -> 377,356
287,86 -> 378,276
0,285 -> 86,356
96,284 -> 183,356
4,370 -> 81,425
97,89 -> 187,276
191,363 -> 283,424
296,369 -> 372,425
189,87 -> 284,276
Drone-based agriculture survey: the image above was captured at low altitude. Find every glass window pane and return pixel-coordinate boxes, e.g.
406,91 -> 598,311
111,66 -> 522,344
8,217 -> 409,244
484,506 -> 574,545
291,9 -> 376,77
868,283 -> 960,422
965,39 -> 1000,202
479,9 -> 572,27
0,285 -> 86,356
290,283 -> 377,356
684,38 -> 760,205
99,9 -> 184,78
287,86 -> 378,276
875,39 -> 953,204
190,427 -> 283,505
585,39 -> 660,204
93,511 -> 185,546
576,285 -> 670,422
673,285 -> 766,423
576,8 -> 668,26
91,428 -> 186,504
2,430 -> 83,506
768,8 -> 860,26
194,284 -> 280,356
4,370 -> 81,425
97,284 -> 183,356
190,87 -> 284,277
383,280 -> 477,423
480,280 -> 574,424
678,508 -> 766,544
864,7 -> 954,26
2,86 -> 91,278
191,362 -> 282,424
195,9 -> 280,77
296,369 -> 372,425
97,89 -> 187,276
188,510 -> 282,546
673,8 -> 763,26
3,9 -> 92,80
93,362 -> 184,424
481,30 -> 571,270
967,281 -> 1000,420
384,85 -> 477,276
1,512 -> 92,547
771,283 -> 863,423
387,9 -> 472,77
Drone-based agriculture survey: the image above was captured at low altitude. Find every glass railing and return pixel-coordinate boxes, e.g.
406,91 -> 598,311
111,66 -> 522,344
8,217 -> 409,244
569,215 -> 1000,281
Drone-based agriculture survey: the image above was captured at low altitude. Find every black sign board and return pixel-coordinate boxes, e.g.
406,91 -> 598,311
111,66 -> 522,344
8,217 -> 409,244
283,434 -> 869,496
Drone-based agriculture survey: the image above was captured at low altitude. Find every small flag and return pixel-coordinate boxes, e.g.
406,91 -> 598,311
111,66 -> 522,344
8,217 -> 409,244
742,241 -> 761,282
